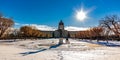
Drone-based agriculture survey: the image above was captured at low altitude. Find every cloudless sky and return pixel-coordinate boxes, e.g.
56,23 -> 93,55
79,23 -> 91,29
0,0 -> 120,28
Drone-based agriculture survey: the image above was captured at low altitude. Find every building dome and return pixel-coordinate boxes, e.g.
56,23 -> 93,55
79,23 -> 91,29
59,20 -> 64,25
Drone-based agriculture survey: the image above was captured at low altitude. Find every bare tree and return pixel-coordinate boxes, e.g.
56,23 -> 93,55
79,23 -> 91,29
0,14 -> 14,38
20,26 -> 47,39
100,15 -> 120,40
90,27 -> 103,42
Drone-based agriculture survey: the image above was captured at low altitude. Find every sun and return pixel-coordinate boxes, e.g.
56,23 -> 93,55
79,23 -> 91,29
76,9 -> 87,21
74,5 -> 95,22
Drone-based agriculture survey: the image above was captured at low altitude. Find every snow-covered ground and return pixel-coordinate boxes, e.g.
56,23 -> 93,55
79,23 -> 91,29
0,39 -> 120,60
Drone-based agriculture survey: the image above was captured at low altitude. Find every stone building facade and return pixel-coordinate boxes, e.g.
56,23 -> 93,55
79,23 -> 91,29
42,20 -> 79,38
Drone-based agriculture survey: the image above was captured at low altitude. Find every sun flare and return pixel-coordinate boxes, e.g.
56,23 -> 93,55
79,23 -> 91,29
76,9 -> 87,21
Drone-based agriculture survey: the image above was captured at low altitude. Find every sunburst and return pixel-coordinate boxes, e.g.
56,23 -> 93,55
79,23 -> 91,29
75,9 -> 87,21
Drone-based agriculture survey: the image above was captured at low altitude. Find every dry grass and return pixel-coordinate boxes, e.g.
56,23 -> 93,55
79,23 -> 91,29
86,43 -> 102,48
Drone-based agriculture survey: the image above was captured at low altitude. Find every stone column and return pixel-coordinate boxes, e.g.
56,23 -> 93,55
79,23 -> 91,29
59,29 -> 63,44
59,38 -> 63,44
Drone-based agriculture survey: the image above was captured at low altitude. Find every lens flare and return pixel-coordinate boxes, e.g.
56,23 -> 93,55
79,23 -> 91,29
75,6 -> 95,21
75,9 -> 87,21
76,9 -> 87,21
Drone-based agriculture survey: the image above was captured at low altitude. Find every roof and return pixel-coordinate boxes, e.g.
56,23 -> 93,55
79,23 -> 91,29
59,20 -> 64,25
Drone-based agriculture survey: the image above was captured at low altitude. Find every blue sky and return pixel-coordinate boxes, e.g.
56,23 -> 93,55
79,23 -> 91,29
0,0 -> 120,30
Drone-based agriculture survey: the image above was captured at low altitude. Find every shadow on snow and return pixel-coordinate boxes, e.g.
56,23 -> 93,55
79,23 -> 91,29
20,48 -> 47,56
81,40 -> 120,47
20,44 -> 61,56
49,44 -> 61,49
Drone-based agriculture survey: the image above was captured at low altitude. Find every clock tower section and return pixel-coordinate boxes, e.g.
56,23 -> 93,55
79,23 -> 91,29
58,20 -> 64,30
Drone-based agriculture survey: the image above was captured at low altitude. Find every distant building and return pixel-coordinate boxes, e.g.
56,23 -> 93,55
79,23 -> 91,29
42,20 -> 79,38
